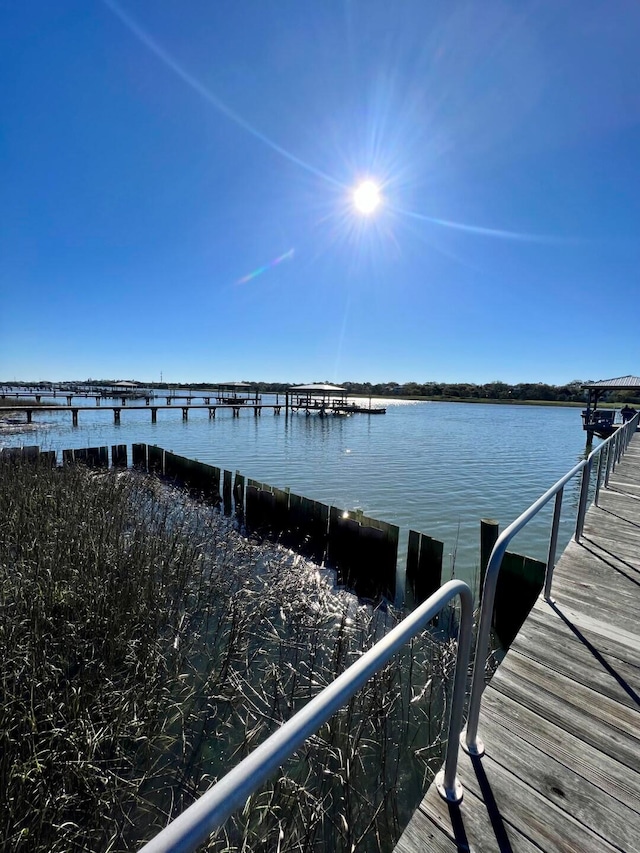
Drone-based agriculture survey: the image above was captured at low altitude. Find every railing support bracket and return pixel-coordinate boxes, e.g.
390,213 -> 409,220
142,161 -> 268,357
435,769 -> 463,804
461,730 -> 485,758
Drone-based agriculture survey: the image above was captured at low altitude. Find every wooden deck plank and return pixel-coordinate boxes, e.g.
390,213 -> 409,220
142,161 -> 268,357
510,616 -> 640,708
533,597 -> 640,668
550,579 -> 640,636
456,752 -> 629,853
396,432 -> 640,853
553,548 -> 640,592
490,657 -> 640,768
416,778 -> 544,853
518,602 -> 640,670
477,714 -> 640,851
481,690 -> 640,812
579,527 -> 640,565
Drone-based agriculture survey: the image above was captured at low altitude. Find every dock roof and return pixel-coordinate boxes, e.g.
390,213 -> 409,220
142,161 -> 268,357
289,383 -> 346,393
581,375 -> 640,390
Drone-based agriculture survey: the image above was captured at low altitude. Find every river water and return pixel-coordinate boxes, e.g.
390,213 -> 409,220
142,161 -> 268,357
1,396 -> 592,593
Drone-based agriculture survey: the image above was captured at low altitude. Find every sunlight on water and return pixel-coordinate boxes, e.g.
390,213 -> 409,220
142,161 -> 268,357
1,398 -> 590,591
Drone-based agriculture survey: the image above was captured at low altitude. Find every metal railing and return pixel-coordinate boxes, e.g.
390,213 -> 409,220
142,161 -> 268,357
463,411 -> 640,756
141,579 -> 473,853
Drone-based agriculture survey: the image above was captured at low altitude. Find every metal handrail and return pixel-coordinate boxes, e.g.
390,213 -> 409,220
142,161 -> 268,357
140,579 -> 474,853
463,410 -> 640,756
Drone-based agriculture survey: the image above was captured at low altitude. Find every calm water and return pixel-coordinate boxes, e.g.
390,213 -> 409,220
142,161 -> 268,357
1,397 -> 593,593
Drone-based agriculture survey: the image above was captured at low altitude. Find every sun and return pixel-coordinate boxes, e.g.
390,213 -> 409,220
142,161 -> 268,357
353,180 -> 382,215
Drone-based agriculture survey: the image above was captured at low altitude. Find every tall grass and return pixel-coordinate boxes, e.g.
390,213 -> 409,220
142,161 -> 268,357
0,458 -> 460,852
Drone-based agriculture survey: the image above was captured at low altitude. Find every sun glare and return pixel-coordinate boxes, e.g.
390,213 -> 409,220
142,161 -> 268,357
353,180 -> 382,215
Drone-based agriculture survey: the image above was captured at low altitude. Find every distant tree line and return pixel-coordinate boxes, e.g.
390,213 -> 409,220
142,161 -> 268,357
341,380 -> 590,402
5,378 -> 640,405
181,379 -> 639,404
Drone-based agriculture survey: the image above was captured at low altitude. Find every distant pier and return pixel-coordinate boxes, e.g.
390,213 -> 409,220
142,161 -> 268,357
3,381 -> 385,427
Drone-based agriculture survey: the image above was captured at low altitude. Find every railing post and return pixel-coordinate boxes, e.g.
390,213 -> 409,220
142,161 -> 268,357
604,438 -> 615,487
544,488 -> 563,600
594,447 -> 606,506
463,539 -> 507,757
436,584 -> 473,803
575,459 -> 591,542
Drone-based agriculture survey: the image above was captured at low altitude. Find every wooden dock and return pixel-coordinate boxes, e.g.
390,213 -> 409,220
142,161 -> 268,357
396,435 -> 640,853
12,404 -> 283,426
9,399 -> 385,426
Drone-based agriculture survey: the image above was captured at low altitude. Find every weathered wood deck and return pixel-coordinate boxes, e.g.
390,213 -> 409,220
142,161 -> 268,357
396,435 -> 640,852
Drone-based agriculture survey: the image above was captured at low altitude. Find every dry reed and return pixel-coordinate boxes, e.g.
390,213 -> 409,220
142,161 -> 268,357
0,457 -> 460,852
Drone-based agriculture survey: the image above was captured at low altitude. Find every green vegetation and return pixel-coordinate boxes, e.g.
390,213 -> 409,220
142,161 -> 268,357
1,458 -> 457,852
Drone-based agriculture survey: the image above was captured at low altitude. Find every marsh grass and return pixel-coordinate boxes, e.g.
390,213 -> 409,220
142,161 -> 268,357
0,458 -> 460,852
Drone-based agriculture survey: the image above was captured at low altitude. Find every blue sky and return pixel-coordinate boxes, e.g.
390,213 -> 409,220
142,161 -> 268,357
1,1 -> 639,384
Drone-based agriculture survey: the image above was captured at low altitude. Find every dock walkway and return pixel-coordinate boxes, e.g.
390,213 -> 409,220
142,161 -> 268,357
396,436 -> 640,852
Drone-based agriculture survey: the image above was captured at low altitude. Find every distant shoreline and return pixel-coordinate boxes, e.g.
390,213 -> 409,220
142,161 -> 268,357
349,393 -> 589,407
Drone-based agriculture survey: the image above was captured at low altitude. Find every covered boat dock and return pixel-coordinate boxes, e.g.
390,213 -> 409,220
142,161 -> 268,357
288,384 -> 386,416
581,375 -> 640,439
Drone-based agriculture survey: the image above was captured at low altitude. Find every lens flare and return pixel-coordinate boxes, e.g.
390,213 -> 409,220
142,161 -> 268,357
236,249 -> 295,285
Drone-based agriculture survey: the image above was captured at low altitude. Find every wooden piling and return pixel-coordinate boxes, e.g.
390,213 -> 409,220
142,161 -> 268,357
148,445 -> 164,475
85,446 -> 109,468
327,508 -> 398,600
151,407 -> 157,423
114,408 -> 121,424
405,530 -> 443,606
132,443 -> 147,470
245,484 -> 260,529
223,470 -> 232,515
111,444 -> 128,467
247,486 -> 277,532
72,408 -> 79,427
271,487 -> 288,534
1,447 -> 20,461
494,551 -> 545,648
40,450 -> 56,467
479,518 -> 546,648
480,518 -> 499,595
233,472 -> 245,516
